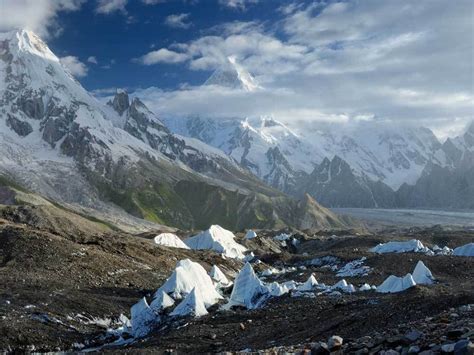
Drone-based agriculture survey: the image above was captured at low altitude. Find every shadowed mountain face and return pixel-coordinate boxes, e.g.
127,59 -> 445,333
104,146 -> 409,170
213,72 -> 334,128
298,156 -> 397,208
393,121 -> 474,209
0,29 -> 349,231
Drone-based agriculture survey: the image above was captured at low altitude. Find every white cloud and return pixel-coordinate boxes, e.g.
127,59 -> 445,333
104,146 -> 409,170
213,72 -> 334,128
0,0 -> 85,38
137,48 -> 189,65
59,56 -> 88,77
218,0 -> 258,11
164,13 -> 192,29
132,0 -> 473,137
92,87 -> 128,96
141,0 -> 166,4
141,23 -> 306,76
208,21 -> 263,36
87,56 -> 98,64
95,0 -> 128,14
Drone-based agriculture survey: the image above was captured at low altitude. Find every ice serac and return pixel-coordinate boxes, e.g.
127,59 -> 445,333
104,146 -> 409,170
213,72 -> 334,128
170,288 -> 208,318
154,233 -> 190,249
265,282 -> 289,296
412,261 -> 435,285
377,273 -> 416,293
204,56 -> 260,92
245,230 -> 257,239
453,243 -> 474,257
297,274 -> 318,291
185,225 -> 247,259
228,262 -> 266,309
0,29 -> 347,231
130,297 -> 158,338
149,290 -> 175,312
370,239 -> 428,254
154,259 -> 222,307
359,283 -> 373,291
332,279 -> 356,293
209,265 -> 231,286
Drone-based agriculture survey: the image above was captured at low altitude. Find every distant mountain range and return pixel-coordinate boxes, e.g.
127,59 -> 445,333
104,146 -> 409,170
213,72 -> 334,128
163,59 -> 474,209
0,29 -> 350,231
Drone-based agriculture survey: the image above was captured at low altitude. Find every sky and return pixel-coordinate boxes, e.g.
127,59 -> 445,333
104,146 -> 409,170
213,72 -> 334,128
0,0 -> 473,139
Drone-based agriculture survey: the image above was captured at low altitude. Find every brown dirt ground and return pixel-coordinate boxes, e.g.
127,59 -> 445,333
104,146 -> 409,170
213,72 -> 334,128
0,205 -> 473,353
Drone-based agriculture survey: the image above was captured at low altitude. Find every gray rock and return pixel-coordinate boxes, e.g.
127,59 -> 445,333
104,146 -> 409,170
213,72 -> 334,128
387,335 -> 408,347
6,114 -> 33,137
328,335 -> 343,350
383,350 -> 400,355
0,186 -> 16,205
109,90 -> 129,116
405,330 -> 423,342
448,329 -> 465,339
18,93 -> 44,119
453,340 -> 472,355
311,342 -> 330,354
42,116 -> 70,145
442,343 -> 456,353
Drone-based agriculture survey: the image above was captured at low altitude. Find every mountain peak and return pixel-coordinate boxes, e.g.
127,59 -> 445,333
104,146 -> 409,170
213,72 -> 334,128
1,29 -> 58,62
109,89 -> 130,116
204,56 -> 260,92
261,116 -> 282,128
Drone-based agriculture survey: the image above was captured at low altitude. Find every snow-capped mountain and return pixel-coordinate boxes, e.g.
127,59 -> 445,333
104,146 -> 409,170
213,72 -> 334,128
442,121 -> 474,168
204,56 -> 260,92
161,59 -> 473,208
163,113 -> 456,206
0,29 -> 348,230
396,122 -> 474,209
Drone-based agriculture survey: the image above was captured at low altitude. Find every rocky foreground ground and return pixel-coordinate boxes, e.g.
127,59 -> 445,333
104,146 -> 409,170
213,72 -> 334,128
0,203 -> 473,354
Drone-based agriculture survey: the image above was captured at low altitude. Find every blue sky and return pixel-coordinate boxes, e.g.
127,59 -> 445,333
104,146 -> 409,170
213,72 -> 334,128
0,0 -> 472,138
48,0 -> 295,91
